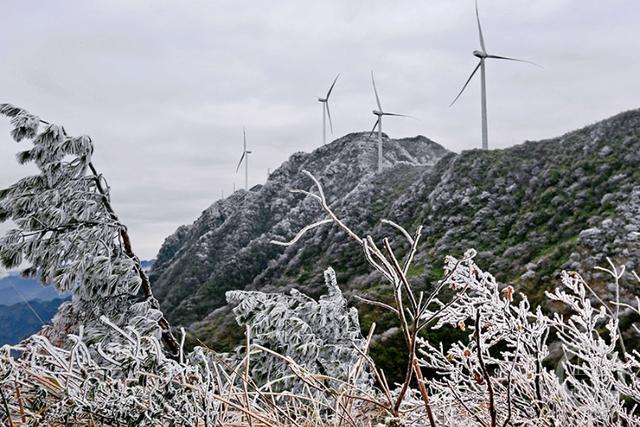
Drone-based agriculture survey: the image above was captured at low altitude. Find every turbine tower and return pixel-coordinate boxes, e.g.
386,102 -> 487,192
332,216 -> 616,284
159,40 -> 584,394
450,0 -> 538,150
235,127 -> 252,191
318,74 -> 339,145
369,71 -> 410,173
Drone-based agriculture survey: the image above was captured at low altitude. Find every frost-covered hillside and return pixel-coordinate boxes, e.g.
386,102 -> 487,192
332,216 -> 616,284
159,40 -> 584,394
150,133 -> 448,340
151,110 -> 640,354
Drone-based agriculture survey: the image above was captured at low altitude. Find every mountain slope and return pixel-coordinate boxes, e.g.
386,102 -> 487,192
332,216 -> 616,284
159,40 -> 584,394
390,109 -> 639,301
150,134 -> 448,336
151,110 -> 640,350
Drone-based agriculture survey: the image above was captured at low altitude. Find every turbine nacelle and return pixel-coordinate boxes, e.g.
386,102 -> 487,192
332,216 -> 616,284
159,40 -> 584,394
372,110 -> 383,116
473,50 -> 487,58
318,97 -> 327,103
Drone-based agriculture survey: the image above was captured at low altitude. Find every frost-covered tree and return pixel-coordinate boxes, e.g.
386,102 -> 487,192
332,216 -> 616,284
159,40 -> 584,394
0,104 -> 177,353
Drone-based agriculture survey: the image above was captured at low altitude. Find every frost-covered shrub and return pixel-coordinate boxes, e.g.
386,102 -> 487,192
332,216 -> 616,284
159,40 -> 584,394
0,318 -> 227,425
227,267 -> 372,393
416,255 -> 640,426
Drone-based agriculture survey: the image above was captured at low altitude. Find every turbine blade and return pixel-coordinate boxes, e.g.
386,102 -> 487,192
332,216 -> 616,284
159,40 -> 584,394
369,118 -> 380,137
476,0 -> 486,52
486,54 -> 542,67
326,73 -> 340,99
243,127 -> 247,151
383,112 -> 413,118
449,61 -> 482,107
371,70 -> 382,111
325,102 -> 334,134
236,151 -> 246,173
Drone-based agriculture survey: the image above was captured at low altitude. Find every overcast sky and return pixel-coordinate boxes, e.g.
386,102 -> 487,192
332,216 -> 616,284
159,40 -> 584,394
1,0 -> 639,259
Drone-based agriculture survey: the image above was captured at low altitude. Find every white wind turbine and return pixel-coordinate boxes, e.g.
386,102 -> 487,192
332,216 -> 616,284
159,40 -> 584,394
450,0 -> 539,150
235,127 -> 252,191
318,74 -> 339,145
370,71 -> 410,173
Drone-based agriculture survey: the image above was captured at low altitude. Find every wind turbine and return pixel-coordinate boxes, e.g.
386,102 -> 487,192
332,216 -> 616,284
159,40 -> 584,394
318,74 -> 339,145
369,71 -> 410,173
235,128 -> 251,191
450,0 -> 538,150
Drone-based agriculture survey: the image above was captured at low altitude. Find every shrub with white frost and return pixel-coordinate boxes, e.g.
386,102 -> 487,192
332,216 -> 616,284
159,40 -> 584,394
0,105 -> 639,426
227,267 -> 373,394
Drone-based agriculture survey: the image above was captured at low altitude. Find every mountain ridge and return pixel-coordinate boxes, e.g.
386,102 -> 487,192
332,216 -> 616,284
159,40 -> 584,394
0,298 -> 69,345
151,109 -> 640,351
151,133 -> 449,326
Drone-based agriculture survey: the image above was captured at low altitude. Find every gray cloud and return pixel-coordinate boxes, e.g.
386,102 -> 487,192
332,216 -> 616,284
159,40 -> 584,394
1,0 -> 639,258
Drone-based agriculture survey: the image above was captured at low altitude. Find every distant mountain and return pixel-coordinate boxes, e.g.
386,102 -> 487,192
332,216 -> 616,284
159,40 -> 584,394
0,297 -> 69,345
141,259 -> 155,272
0,272 -> 63,306
151,110 -> 640,356
0,272 -> 66,346
0,261 -> 155,307
0,260 -> 154,346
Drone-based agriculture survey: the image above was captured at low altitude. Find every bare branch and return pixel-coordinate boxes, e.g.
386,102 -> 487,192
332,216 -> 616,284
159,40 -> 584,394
354,295 -> 399,315
270,219 -> 333,246
381,219 -> 414,245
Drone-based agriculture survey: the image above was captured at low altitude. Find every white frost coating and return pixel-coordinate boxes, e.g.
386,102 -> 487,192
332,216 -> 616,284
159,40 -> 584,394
227,266 -> 371,396
270,218 -> 333,246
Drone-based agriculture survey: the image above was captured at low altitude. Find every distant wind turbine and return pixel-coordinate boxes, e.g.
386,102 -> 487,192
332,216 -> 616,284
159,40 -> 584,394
369,71 -> 410,173
235,127 -> 252,190
318,74 -> 339,145
450,0 -> 539,150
